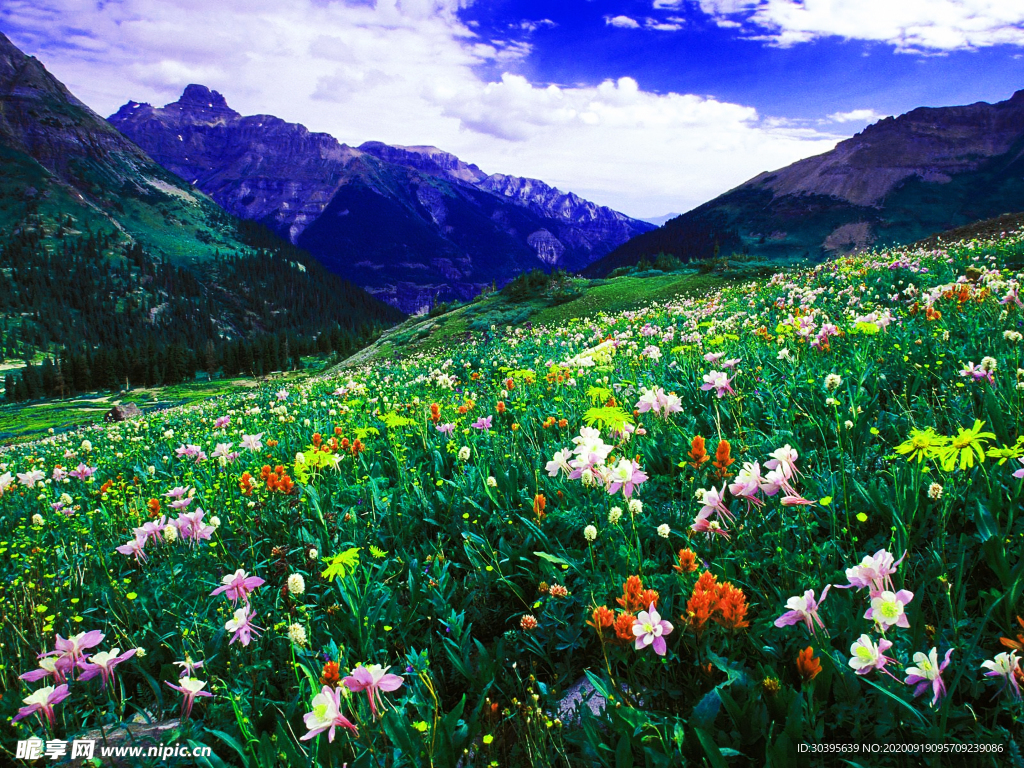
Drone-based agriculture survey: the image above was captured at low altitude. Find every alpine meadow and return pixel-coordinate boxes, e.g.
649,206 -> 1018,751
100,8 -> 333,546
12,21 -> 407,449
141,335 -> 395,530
2,2 -> 1024,767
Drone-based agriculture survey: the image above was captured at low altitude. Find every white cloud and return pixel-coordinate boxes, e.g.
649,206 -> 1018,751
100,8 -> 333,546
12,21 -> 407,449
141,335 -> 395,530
1,0 -> 842,217
605,15 -> 642,29
828,108 -> 889,123
697,0 -> 1024,52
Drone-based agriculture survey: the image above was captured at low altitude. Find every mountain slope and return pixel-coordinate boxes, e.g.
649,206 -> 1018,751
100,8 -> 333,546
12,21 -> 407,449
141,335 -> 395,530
0,32 -> 401,397
109,87 -> 653,313
586,89 -> 1024,276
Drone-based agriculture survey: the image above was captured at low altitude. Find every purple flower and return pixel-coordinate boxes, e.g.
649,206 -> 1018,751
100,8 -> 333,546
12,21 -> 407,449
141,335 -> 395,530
981,651 -> 1022,700
1013,457 -> 1024,479
436,423 -> 456,436
79,648 -> 137,690
69,463 -> 97,481
214,416 -> 231,429
165,677 -> 213,720
774,587 -> 830,634
210,569 -> 265,603
471,415 -> 493,430
700,370 -> 735,398
839,549 -> 905,596
632,603 -> 673,656
905,647 -> 952,706
116,534 -> 148,562
13,684 -> 71,726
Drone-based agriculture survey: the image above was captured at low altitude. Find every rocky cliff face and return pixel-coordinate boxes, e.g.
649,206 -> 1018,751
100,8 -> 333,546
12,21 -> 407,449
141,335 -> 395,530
110,87 -> 653,313
587,89 -> 1024,276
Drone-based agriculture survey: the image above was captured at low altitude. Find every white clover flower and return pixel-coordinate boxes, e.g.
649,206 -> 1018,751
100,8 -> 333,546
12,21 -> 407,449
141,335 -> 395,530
628,499 -> 643,515
486,476 -> 497,488
31,513 -> 43,526
981,356 -> 998,373
308,548 -> 318,560
825,373 -> 842,391
584,525 -> 597,542
80,439 -> 92,452
287,623 -> 307,646
287,574 -> 306,595
1004,330 -> 1022,343
608,507 -> 623,524
844,420 -> 855,430
164,524 -> 178,543
209,516 -> 221,529
135,647 -> 146,658
458,446 -> 471,462
928,483 -> 943,500
657,524 -> 670,539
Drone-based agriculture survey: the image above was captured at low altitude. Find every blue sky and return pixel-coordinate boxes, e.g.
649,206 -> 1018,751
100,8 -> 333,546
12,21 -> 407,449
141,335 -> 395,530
3,0 -> 1023,218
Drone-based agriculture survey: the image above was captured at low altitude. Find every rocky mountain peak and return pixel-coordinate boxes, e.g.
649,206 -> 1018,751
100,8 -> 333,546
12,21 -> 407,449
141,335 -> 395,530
169,84 -> 240,122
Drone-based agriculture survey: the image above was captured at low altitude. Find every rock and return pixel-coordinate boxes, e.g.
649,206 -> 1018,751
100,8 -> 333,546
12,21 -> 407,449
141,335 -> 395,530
105,402 -> 143,422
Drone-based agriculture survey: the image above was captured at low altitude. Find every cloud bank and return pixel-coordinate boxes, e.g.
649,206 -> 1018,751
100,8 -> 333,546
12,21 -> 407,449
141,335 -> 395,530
1,0 -> 844,217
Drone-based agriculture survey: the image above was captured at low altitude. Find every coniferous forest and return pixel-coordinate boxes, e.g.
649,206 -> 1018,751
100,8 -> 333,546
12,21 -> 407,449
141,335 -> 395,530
0,217 -> 403,401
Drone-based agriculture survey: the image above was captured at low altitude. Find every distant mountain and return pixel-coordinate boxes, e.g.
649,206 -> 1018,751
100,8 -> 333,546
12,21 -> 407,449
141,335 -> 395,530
640,213 -> 680,227
0,32 -> 400,397
109,87 -> 654,313
586,90 -> 1024,276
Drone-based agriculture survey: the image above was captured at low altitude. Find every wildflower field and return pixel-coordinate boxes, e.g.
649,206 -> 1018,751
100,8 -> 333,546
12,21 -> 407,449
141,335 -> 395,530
2,233 -> 1024,767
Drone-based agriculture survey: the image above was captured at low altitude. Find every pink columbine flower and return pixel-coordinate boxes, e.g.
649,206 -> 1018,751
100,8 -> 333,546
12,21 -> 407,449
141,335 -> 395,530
214,416 -> 231,428
50,630 -> 105,672
721,357 -> 741,369
13,684 -> 71,726
1013,457 -> 1024,479
698,484 -> 734,522
0,471 -> 13,495
116,534 -> 148,562
19,655 -> 66,685
241,433 -> 264,451
173,657 -> 205,678
765,444 -> 801,479
545,448 -> 573,477
471,415 -> 493,430
165,677 -> 213,720
728,462 -> 764,508
79,648 -> 137,690
690,507 -> 730,539
164,486 -> 190,499
700,370 -> 735,398
69,463 -> 97,481
301,685 -> 359,741
635,387 -> 682,420
436,423 -> 455,436
342,664 -> 404,719
840,549 -> 906,596
865,589 -> 914,631
905,647 -> 952,706
134,517 -> 169,544
847,634 -> 896,677
17,469 -> 45,488
169,496 -> 194,510
775,587 -> 830,634
604,458 -> 648,500
225,606 -> 262,646
172,509 -> 215,543
212,443 -> 237,464
211,569 -> 265,603
276,389 -> 289,401
632,603 -> 673,656
981,650 -> 1022,700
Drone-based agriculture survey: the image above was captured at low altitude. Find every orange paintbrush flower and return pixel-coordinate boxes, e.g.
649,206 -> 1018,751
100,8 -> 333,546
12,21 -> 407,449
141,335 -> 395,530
796,646 -> 822,682
688,435 -> 709,468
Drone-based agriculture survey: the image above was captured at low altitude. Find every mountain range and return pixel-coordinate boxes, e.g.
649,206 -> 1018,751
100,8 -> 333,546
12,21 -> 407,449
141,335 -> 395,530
0,31 -> 400,396
587,89 -> 1024,276
108,86 -> 654,313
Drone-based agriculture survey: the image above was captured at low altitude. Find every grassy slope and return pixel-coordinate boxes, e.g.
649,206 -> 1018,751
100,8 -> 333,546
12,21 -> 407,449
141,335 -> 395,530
338,271 -> 728,367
